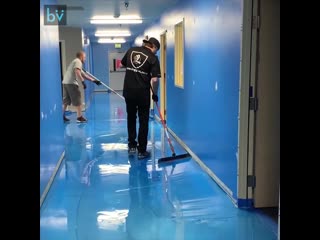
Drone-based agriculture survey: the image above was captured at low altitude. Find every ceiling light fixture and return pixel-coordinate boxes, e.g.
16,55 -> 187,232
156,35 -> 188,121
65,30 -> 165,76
98,38 -> 126,44
95,30 -> 131,37
90,15 -> 143,25
91,19 -> 142,24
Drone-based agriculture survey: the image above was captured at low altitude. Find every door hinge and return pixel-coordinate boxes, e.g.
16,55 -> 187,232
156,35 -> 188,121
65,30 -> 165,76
249,97 -> 258,111
247,175 -> 256,188
252,15 -> 260,30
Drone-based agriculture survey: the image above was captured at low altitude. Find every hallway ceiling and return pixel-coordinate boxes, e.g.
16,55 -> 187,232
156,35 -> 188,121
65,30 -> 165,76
57,0 -> 180,44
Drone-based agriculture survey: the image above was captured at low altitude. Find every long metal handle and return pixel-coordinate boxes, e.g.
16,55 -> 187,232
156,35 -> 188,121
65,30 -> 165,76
100,82 -> 125,100
154,100 -> 176,157
82,69 -> 124,100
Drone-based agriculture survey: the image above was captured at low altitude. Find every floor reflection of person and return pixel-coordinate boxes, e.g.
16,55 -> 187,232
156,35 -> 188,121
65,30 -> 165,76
64,123 -> 88,184
126,158 -> 158,240
63,123 -> 89,239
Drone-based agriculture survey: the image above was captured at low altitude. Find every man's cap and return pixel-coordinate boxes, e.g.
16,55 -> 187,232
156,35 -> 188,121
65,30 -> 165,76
143,37 -> 160,50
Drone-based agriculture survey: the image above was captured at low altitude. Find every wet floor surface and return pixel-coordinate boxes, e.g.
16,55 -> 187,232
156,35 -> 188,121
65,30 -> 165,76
40,92 -> 278,240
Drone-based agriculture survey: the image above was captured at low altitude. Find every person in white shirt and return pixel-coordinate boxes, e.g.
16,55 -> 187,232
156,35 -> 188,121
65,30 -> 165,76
62,51 -> 101,123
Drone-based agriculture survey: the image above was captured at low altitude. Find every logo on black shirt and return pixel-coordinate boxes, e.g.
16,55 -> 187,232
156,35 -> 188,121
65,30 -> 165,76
130,51 -> 148,69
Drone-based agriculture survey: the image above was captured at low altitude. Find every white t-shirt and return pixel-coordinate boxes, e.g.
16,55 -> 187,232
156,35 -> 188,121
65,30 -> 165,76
62,58 -> 82,85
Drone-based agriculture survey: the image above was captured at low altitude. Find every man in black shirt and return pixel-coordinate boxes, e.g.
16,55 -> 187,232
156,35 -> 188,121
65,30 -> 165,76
121,37 -> 161,159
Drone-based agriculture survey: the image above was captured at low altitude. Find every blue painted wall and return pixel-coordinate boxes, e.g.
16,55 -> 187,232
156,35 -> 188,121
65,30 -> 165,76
151,0 -> 242,199
40,0 -> 65,197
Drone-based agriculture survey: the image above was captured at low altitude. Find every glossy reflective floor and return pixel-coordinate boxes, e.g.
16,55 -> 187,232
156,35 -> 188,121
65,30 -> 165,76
40,92 -> 278,240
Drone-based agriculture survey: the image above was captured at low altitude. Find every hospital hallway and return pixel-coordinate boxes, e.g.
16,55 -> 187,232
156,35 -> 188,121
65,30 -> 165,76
40,91 -> 278,240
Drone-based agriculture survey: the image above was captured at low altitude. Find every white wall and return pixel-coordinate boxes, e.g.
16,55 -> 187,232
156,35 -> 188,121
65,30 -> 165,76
59,27 -> 83,69
108,51 -> 126,91
91,43 -> 132,92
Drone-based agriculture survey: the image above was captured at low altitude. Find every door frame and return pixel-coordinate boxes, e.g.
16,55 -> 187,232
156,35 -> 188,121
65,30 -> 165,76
238,0 -> 280,208
237,0 -> 258,208
160,30 -> 167,121
59,40 -> 66,80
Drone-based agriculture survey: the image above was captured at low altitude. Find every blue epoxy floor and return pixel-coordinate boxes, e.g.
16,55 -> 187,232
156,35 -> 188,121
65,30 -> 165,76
40,92 -> 278,240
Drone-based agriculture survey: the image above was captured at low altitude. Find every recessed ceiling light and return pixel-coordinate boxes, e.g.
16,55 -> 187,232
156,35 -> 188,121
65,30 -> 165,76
90,15 -> 143,24
95,30 -> 131,37
91,19 -> 142,24
98,38 -> 126,43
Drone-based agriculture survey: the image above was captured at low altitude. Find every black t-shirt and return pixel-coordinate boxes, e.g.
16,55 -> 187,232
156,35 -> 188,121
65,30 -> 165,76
121,46 -> 161,93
